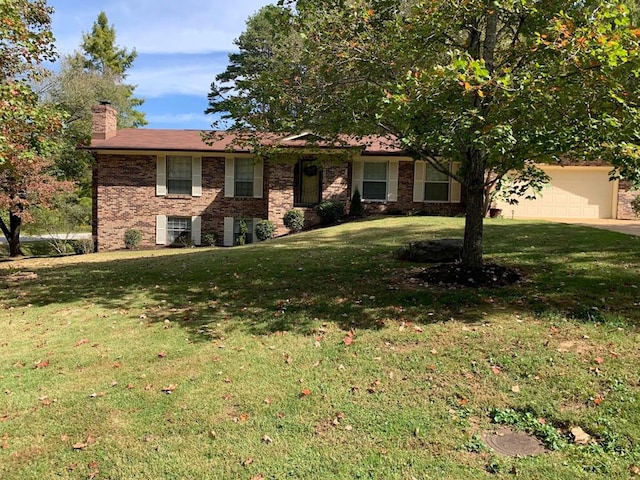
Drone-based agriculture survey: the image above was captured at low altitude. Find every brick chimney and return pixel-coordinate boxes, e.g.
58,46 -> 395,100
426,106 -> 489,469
91,101 -> 118,140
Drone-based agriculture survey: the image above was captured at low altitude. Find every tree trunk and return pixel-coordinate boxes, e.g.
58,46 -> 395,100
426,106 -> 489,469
0,211 -> 24,257
461,151 -> 486,268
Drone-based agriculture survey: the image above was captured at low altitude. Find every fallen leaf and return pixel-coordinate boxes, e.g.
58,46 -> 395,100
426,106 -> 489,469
262,435 -> 273,444
511,385 -> 521,393
343,336 -> 353,346
243,457 -> 254,466
72,442 -> 87,450
491,366 -> 502,375
344,425 -> 353,431
74,339 -> 90,347
157,351 -> 167,358
251,475 -> 265,480
35,359 -> 49,369
284,354 -> 293,364
571,426 -> 590,445
629,465 -> 640,476
239,412 -> 249,422
300,389 -> 311,397
595,356 -> 604,364
126,384 -> 135,389
161,384 -> 177,394
113,362 -> 121,369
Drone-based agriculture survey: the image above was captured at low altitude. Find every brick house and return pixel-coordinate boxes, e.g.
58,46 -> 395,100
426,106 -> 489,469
89,104 -> 464,251
90,103 -> 638,251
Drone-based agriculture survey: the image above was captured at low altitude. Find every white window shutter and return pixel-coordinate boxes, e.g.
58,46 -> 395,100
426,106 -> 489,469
156,215 -> 167,245
413,161 -> 425,202
192,156 -> 202,197
450,162 -> 462,202
225,158 -> 235,197
156,155 -> 167,196
253,218 -> 261,242
223,217 -> 234,246
387,160 -> 399,202
352,160 -> 363,198
191,216 -> 202,245
253,158 -> 264,198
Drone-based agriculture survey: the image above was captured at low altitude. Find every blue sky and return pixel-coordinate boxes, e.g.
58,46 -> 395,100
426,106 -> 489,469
48,0 -> 274,130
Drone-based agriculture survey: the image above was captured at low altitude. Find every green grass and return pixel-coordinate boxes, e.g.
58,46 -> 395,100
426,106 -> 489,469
1,216 -> 639,479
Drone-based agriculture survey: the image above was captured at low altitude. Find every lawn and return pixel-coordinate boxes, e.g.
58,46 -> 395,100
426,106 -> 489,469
1,216 -> 639,479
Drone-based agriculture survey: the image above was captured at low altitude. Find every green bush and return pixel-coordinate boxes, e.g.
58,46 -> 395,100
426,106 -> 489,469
632,195 -> 640,217
202,232 -> 218,246
350,188 -> 364,217
69,238 -> 95,254
255,220 -> 276,241
124,229 -> 143,249
283,209 -> 305,232
315,200 -> 345,225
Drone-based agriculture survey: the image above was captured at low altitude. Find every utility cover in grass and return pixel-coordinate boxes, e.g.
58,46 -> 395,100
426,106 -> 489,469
482,428 -> 546,457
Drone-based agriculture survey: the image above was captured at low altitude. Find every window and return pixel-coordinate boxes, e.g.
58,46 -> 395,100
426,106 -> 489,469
294,159 -> 321,206
425,164 -> 451,202
167,216 -> 191,245
233,218 -> 253,245
234,158 -> 254,197
362,162 -> 387,201
167,156 -> 192,195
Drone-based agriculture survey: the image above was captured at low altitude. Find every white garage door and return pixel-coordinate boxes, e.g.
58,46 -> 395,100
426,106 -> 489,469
496,167 -> 615,219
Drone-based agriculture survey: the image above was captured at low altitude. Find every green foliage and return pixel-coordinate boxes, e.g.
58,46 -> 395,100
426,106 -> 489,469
283,208 -> 305,232
201,232 -> 218,246
81,11 -> 137,76
30,195 -> 91,255
69,238 -> 95,254
315,200 -> 345,225
490,408 -> 567,450
213,0 -> 640,267
123,228 -> 142,249
350,188 -> 364,217
255,219 -> 275,241
632,194 -> 640,217
41,11 -> 144,195
236,218 -> 248,245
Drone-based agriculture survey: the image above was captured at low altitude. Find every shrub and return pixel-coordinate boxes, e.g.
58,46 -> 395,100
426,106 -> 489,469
350,188 -> 364,217
70,238 -> 95,254
315,200 -> 345,225
283,209 -> 305,232
632,195 -> 640,217
255,220 -> 275,241
236,219 -> 249,245
124,229 -> 143,249
202,232 -> 218,246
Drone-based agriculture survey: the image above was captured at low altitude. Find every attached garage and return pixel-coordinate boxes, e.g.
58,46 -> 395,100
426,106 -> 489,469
496,166 -> 618,219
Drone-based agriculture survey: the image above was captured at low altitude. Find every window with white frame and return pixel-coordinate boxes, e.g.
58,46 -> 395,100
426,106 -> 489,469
362,162 -> 387,201
234,158 -> 254,197
425,164 -> 451,202
167,156 -> 192,195
167,216 -> 191,245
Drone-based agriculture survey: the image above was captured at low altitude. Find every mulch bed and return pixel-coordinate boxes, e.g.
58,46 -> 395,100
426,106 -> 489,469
417,262 -> 522,288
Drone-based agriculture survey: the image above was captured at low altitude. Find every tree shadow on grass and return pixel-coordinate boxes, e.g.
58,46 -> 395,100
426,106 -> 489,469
1,217 -> 638,341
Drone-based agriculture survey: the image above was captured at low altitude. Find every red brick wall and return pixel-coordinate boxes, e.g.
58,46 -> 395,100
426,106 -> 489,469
361,161 -> 465,216
94,155 -> 465,250
94,154 -> 268,250
617,181 -> 640,220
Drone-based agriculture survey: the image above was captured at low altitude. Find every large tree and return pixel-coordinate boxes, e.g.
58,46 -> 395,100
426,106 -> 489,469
208,0 -> 640,268
41,12 -> 145,193
0,0 -> 69,256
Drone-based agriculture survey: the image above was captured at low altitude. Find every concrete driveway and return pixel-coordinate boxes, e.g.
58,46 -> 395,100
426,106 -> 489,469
547,218 -> 640,237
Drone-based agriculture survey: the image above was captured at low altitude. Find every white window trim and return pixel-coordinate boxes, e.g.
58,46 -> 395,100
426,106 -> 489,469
225,157 -> 263,199
156,155 -> 202,197
414,161 -> 462,203
352,159 -> 398,202
156,215 -> 201,245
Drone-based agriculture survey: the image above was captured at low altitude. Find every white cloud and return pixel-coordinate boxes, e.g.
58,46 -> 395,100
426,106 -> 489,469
146,112 -> 211,127
51,0 -> 273,55
129,58 -> 226,98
